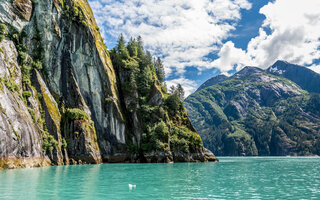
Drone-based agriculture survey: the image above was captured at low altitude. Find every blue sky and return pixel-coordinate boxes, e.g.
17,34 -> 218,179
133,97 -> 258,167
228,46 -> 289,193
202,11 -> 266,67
89,0 -> 320,96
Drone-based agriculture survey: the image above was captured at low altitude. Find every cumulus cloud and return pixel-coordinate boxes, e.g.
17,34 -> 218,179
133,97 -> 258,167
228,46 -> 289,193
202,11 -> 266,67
88,0 -> 251,93
309,65 -> 320,74
212,0 -> 320,73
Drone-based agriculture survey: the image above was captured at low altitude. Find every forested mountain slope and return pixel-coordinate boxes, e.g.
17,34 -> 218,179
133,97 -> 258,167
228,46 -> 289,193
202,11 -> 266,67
185,65 -> 320,156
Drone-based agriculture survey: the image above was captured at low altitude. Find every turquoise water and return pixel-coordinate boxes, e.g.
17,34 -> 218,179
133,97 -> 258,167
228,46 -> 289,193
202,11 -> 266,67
0,157 -> 319,199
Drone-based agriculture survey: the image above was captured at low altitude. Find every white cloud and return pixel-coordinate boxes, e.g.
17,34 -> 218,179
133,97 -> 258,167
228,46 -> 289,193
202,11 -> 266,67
210,41 -> 253,72
309,65 -> 320,74
212,0 -> 320,73
88,0 -> 251,92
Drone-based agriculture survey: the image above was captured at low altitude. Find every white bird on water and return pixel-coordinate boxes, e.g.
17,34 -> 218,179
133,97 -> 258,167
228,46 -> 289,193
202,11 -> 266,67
129,184 -> 136,190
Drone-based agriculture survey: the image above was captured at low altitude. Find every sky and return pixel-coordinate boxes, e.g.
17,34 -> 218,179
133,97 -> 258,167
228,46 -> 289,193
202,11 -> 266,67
88,0 -> 320,97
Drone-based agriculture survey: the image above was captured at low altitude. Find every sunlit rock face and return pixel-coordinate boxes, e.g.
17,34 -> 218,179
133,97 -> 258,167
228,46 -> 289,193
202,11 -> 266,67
0,0 -> 127,168
0,39 -> 49,168
28,0 -> 127,157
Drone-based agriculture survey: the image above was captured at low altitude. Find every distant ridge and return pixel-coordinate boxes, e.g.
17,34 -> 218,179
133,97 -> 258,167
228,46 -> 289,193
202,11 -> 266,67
196,74 -> 228,92
267,60 -> 320,93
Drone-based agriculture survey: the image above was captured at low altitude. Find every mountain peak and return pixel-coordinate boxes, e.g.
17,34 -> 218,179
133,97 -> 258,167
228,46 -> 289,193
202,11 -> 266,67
196,74 -> 228,92
267,60 -> 320,93
274,60 -> 290,65
236,66 -> 264,76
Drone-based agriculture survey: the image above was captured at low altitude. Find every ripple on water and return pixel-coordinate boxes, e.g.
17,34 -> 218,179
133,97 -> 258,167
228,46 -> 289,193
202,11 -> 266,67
0,157 -> 319,199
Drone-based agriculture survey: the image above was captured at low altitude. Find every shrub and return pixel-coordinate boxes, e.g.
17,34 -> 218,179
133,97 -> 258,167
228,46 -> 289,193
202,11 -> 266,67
105,97 -> 113,103
66,108 -> 88,120
170,126 -> 203,153
81,20 -> 88,27
5,79 -> 19,92
62,138 -> 67,149
0,24 -> 8,42
142,121 -> 170,151
0,77 -> 3,90
165,93 -> 182,111
21,64 -> 32,82
11,33 -> 19,43
28,108 -> 36,122
18,51 -> 28,64
23,91 -> 32,98
62,4 -> 88,27
0,35 -> 5,42
42,135 -> 59,153
153,121 -> 170,140
32,60 -> 43,70
17,44 -> 27,53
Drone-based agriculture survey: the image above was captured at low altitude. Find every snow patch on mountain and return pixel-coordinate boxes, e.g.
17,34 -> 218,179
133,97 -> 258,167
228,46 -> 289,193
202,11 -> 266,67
268,66 -> 285,75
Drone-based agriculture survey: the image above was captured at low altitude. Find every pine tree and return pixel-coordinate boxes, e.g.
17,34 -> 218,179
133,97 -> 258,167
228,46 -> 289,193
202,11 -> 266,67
144,51 -> 155,73
137,65 -> 153,97
117,34 -> 129,59
176,84 -> 185,101
155,57 -> 165,82
145,51 -> 153,66
127,37 -> 138,57
169,85 -> 176,94
137,36 -> 145,59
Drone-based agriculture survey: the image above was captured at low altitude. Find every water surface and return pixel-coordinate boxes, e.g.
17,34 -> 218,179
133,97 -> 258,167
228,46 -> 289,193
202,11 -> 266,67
0,157 -> 319,199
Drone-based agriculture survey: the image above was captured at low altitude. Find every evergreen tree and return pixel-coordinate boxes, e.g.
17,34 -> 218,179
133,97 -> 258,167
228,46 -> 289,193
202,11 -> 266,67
155,57 -> 165,82
169,85 -> 176,94
127,37 -> 138,57
137,36 -> 145,59
176,84 -> 185,101
165,92 -> 182,111
117,34 -> 129,59
145,51 -> 153,66
137,65 -> 153,97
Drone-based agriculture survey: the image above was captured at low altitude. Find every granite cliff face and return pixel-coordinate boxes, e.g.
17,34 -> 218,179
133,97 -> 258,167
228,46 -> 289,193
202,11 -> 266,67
185,63 -> 320,156
0,0 -> 217,169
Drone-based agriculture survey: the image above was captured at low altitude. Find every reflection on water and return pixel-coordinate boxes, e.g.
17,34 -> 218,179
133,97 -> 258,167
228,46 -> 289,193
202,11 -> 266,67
0,157 -> 319,199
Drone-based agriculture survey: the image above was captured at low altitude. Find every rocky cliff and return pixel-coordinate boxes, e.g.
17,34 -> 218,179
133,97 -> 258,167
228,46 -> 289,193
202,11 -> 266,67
0,0 -> 217,169
185,63 -> 320,156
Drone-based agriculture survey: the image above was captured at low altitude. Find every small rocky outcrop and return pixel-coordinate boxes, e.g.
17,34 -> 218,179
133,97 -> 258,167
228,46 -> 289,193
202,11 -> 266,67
12,0 -> 33,21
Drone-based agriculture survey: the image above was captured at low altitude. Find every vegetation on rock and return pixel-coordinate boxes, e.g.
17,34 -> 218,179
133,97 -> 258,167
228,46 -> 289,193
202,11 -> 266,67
110,35 -> 204,155
42,135 -> 59,153
0,24 -> 8,42
66,108 -> 88,120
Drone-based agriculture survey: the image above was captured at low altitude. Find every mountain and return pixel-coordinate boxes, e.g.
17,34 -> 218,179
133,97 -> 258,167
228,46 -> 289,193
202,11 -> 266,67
0,0 -> 216,170
196,74 -> 228,92
267,60 -> 320,93
185,65 -> 320,156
